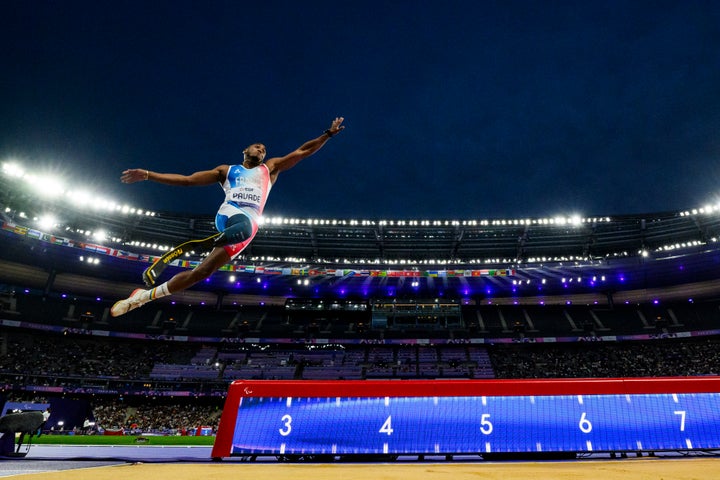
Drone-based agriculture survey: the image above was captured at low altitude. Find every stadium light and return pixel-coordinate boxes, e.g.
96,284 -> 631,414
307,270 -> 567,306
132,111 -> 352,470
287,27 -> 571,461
37,214 -> 58,230
1,162 -> 25,178
29,175 -> 65,198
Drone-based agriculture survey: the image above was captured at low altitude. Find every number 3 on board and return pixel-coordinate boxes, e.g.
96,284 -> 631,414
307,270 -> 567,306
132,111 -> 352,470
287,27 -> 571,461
379,415 -> 394,435
279,414 -> 292,436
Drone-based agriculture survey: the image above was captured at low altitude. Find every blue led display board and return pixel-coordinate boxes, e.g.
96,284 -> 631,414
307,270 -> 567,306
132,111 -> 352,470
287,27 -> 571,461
211,378 -> 720,459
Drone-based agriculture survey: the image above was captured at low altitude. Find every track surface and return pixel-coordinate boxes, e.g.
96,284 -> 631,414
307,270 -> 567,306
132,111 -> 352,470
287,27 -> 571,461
1,446 -> 719,479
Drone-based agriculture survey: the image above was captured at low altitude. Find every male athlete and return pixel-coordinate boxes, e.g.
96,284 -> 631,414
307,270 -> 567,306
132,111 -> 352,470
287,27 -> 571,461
111,117 -> 345,317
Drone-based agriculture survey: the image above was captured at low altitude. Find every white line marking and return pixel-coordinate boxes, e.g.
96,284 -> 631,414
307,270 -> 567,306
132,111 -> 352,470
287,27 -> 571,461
586,440 -> 593,451
578,395 -> 584,405
286,397 -> 292,407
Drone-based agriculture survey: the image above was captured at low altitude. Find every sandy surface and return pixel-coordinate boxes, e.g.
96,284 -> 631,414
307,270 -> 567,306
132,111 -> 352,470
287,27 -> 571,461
7,457 -> 719,480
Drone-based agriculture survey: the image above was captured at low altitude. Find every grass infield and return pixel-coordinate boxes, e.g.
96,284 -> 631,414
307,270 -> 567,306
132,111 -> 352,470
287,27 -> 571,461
31,434 -> 216,446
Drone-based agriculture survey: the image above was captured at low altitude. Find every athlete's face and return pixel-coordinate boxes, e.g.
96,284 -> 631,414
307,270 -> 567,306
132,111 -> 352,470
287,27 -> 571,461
243,143 -> 267,167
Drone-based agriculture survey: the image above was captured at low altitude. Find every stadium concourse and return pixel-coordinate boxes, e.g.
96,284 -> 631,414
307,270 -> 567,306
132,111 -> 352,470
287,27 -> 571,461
3,169 -> 720,475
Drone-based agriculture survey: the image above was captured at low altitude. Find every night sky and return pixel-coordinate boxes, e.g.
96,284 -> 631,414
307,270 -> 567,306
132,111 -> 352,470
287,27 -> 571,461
2,1 -> 719,220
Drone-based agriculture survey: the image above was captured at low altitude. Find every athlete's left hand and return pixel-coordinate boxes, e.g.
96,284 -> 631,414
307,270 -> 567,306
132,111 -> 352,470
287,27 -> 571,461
327,117 -> 345,136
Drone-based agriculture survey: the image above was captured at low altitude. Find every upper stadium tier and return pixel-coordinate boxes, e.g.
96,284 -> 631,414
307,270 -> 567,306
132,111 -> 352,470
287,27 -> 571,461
2,162 -> 720,303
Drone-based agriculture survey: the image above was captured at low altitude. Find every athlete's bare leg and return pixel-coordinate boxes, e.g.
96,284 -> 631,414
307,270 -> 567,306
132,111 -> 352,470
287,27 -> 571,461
111,246 -> 232,317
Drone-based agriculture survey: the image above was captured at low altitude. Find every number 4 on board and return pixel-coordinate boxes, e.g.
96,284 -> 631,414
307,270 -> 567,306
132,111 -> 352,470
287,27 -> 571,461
379,415 -> 394,435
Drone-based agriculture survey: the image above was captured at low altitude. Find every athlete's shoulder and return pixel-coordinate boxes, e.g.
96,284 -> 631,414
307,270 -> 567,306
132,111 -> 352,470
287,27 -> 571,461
214,164 -> 231,181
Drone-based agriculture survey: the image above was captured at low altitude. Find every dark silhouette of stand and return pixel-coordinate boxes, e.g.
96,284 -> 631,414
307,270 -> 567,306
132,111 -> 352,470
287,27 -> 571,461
0,411 -> 44,457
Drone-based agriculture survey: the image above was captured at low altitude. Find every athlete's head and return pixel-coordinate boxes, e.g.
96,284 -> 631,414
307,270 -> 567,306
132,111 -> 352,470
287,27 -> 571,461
243,143 -> 267,167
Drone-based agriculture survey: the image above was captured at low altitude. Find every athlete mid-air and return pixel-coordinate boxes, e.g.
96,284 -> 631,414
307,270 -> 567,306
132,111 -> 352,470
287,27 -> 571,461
111,117 -> 345,317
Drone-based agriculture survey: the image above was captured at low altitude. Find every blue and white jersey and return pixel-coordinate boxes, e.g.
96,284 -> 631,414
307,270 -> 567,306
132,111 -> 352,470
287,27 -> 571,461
217,164 -> 272,224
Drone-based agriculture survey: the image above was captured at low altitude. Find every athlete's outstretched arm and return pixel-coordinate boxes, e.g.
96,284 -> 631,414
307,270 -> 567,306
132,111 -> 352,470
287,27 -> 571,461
264,117 -> 344,179
120,165 -> 228,187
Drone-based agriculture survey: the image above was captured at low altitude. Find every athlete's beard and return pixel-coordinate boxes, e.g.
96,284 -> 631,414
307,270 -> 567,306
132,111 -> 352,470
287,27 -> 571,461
244,155 -> 263,167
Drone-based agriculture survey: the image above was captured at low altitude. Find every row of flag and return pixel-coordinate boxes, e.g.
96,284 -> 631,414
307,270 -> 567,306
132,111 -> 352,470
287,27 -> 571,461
2,221 -> 516,278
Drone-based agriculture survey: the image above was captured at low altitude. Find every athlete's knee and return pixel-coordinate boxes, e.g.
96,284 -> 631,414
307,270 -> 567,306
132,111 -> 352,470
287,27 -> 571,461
214,215 -> 254,247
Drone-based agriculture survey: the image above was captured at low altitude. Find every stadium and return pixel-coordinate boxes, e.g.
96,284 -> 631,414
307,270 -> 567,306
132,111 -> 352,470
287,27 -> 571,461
3,0 -> 720,476
2,159 -> 720,475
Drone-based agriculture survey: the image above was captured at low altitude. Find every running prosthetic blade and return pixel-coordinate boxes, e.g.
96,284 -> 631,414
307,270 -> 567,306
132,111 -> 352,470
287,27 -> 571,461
142,233 -> 221,287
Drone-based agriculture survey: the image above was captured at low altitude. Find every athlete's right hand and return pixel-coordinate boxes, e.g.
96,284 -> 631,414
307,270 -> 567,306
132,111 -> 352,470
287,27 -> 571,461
121,168 -> 150,184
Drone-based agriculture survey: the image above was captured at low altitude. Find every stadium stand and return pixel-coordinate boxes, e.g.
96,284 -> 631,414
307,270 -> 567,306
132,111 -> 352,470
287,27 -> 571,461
4,170 -> 720,434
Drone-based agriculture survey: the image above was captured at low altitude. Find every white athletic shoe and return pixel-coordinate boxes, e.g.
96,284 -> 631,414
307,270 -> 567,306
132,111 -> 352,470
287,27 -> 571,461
110,288 -> 150,317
